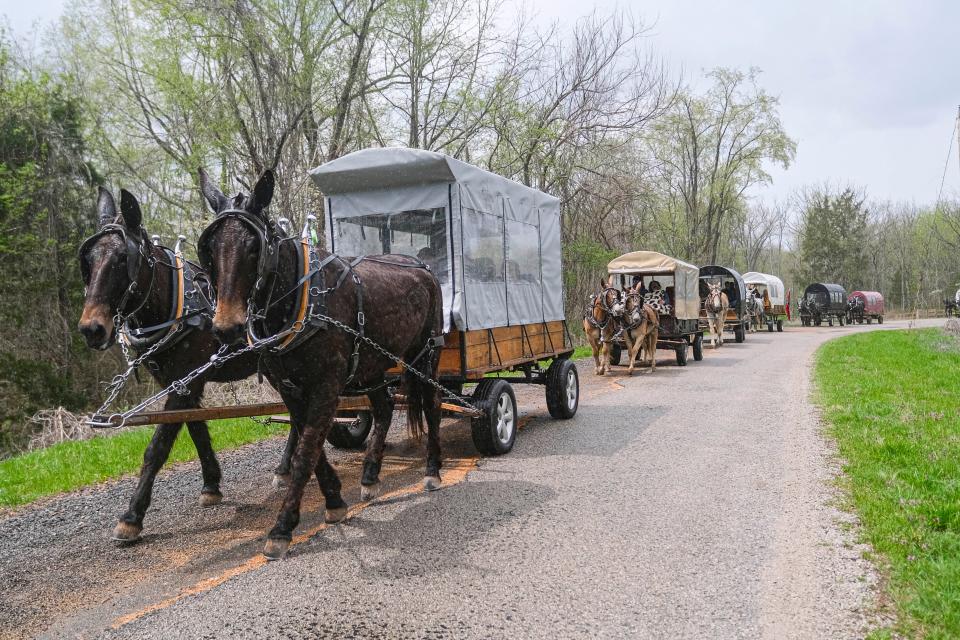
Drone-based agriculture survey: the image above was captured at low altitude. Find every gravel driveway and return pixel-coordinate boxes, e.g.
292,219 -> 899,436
1,318 -> 936,639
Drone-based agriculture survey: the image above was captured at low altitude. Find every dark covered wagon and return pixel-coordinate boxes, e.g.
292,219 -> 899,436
698,265 -> 750,343
847,290 -> 884,324
799,282 -> 847,327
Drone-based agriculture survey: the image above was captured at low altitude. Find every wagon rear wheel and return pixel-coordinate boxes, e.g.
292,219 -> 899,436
878,315 -> 884,324
545,359 -> 579,419
327,411 -> 373,450
471,379 -> 518,455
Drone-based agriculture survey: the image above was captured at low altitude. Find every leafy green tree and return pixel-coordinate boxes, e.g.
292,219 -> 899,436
793,186 -> 870,289
0,34 -> 99,454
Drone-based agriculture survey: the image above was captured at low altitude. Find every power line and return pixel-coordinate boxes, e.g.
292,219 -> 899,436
935,115 -> 959,210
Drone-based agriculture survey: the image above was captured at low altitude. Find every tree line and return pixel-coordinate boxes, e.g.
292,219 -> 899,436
0,0 -> 956,454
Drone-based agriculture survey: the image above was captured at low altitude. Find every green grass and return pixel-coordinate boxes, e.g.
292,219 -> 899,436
0,418 -> 285,509
815,328 -> 960,639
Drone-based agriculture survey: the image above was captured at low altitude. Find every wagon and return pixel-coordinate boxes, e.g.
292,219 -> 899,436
742,271 -> 789,332
306,147 -> 579,455
697,265 -> 750,343
847,290 -> 884,324
799,282 -> 847,326
606,251 -> 703,365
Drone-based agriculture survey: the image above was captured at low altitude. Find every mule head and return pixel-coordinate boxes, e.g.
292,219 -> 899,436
77,187 -> 149,349
197,168 -> 275,345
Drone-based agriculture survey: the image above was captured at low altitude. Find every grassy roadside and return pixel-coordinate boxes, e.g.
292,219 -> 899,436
815,328 -> 960,639
0,418 -> 286,509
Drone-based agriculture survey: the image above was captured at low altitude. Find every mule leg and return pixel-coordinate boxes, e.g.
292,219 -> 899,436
422,378 -> 443,492
625,334 -> 638,375
648,333 -> 658,372
360,386 -> 394,501
315,449 -> 348,523
264,392 -> 338,560
185,420 -> 223,506
273,424 -> 300,490
113,421 -> 183,542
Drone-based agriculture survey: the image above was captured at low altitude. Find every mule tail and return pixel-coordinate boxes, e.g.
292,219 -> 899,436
403,281 -> 444,440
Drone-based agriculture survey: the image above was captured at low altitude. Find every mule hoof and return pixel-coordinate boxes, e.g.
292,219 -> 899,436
111,521 -> 143,543
423,476 -> 442,492
272,473 -> 291,490
360,482 -> 381,501
324,505 -> 348,524
263,538 -> 289,560
198,491 -> 223,507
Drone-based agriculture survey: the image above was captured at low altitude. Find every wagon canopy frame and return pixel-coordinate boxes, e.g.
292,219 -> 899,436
310,147 -> 564,335
606,250 -> 700,320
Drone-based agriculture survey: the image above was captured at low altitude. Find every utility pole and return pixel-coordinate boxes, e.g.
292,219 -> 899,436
956,105 -> 960,181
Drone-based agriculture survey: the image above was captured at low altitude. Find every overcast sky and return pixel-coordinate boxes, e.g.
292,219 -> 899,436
5,0 -> 960,206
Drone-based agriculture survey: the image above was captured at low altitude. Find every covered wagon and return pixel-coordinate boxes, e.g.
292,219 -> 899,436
698,265 -> 750,343
309,147 -> 579,454
847,290 -> 884,324
799,282 -> 847,327
742,271 -> 789,332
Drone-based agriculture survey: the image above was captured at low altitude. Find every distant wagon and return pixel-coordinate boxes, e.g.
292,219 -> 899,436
847,290 -> 884,324
742,271 -> 789,332
607,251 -> 703,365
698,265 -> 750,343
310,148 -> 579,455
799,282 -> 847,327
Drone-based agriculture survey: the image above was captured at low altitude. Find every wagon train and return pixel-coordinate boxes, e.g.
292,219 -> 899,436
799,282 -> 847,326
742,271 -> 789,332
846,290 -> 884,324
605,251 -> 704,366
697,265 -> 750,343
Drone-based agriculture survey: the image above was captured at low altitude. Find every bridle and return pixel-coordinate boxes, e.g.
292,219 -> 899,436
620,291 -> 655,333
79,223 -> 157,332
705,285 -> 725,314
586,287 -> 620,330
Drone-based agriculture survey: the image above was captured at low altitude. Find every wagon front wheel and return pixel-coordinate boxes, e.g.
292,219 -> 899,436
471,379 -> 518,455
675,342 -> 689,366
327,411 -> 373,450
735,325 -> 745,343
545,359 -> 579,419
776,319 -> 783,332
692,333 -> 704,361
608,344 -> 623,366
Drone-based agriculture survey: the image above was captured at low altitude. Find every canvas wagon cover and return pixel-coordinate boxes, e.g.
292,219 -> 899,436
310,148 -> 564,332
607,251 -> 700,319
742,272 -> 786,306
849,290 -> 884,314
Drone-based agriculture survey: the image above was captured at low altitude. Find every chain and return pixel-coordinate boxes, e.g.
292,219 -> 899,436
308,311 -> 479,412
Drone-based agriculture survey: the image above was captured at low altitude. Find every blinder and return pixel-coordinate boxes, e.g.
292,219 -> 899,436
197,208 -> 280,303
79,223 -> 151,289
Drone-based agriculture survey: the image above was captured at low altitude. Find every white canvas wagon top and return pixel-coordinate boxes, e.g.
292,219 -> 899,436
310,148 -> 564,332
742,272 -> 786,306
606,251 -> 700,320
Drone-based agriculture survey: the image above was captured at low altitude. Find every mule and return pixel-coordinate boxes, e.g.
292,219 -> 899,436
703,282 -> 729,348
77,187 -> 286,543
618,285 -> 659,375
583,278 -> 619,375
197,169 -> 444,559
746,294 -> 765,332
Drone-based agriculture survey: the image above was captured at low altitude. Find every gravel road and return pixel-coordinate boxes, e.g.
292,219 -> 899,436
1,319 -> 937,639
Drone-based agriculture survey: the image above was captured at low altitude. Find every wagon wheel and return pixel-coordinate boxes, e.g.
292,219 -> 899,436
767,320 -> 774,332
776,319 -> 783,332
327,411 -> 373,450
735,325 -> 745,343
878,316 -> 883,324
545,359 -> 579,419
471,379 -> 518,455
675,341 -> 689,366
692,333 -> 704,361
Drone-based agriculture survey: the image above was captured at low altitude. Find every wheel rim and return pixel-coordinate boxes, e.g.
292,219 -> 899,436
495,393 -> 515,444
347,414 -> 369,438
565,370 -> 578,410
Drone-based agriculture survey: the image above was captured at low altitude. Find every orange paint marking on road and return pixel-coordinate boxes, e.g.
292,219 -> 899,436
111,454 -> 480,630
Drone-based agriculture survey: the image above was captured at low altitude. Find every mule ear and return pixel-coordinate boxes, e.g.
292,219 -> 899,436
250,169 -> 275,214
119,189 -> 143,233
97,186 -> 118,228
199,167 -> 228,214
599,278 -> 607,290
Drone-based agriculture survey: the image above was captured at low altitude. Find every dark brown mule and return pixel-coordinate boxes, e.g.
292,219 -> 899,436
583,278 -> 620,375
197,169 -> 444,560
78,187 -> 287,542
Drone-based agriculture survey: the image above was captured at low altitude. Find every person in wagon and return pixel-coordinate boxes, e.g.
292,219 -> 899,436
631,275 -> 647,296
649,279 -> 670,307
